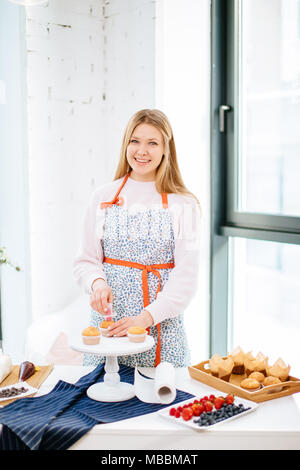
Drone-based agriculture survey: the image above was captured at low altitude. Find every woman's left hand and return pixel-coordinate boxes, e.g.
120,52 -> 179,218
106,310 -> 154,337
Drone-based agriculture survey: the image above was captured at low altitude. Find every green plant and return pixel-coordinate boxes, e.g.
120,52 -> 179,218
0,247 -> 21,271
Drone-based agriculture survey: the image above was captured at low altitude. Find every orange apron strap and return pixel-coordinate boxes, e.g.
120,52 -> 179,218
154,323 -> 161,367
103,257 -> 175,367
161,192 -> 168,209
100,173 -> 130,209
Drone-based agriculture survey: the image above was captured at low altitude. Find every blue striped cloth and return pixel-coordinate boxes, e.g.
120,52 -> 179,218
0,365 -> 194,450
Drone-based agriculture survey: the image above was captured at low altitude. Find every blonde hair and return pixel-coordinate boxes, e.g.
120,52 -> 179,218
114,109 -> 198,202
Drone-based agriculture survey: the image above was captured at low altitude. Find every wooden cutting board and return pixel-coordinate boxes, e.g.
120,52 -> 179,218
0,364 -> 54,407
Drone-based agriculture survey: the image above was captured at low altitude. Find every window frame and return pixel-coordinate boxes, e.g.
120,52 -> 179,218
0,2 -> 31,355
210,0 -> 300,355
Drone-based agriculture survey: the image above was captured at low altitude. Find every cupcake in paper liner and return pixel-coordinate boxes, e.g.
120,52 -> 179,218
228,346 -> 245,375
217,357 -> 234,382
244,351 -> 256,376
209,353 -> 223,377
253,351 -> 268,376
266,358 -> 290,382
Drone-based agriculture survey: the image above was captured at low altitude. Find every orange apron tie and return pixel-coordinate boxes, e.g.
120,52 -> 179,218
100,173 -> 130,209
101,172 -> 173,366
104,257 -> 174,366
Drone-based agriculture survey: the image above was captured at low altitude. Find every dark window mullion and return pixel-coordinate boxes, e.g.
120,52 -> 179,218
226,212 -> 300,233
210,0 -> 230,356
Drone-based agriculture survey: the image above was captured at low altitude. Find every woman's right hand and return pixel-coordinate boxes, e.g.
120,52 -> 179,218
90,278 -> 113,314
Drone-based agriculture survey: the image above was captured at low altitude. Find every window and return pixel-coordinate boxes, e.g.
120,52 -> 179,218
236,0 -> 300,217
229,237 -> 300,367
211,0 -> 300,374
0,3 -> 30,360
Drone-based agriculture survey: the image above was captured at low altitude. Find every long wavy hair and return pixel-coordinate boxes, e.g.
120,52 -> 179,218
114,109 -> 198,202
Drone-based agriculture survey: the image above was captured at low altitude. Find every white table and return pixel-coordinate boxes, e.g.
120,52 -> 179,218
26,365 -> 300,450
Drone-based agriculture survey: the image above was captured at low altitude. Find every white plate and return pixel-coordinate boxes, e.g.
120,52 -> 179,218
0,381 -> 38,403
158,396 -> 258,431
70,333 -> 155,357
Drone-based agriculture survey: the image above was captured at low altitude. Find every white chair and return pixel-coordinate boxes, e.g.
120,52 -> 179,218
24,295 -> 91,365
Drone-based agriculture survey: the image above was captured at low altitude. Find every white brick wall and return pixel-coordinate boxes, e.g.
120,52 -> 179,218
25,0 -> 155,320
2,0 -> 210,365
101,0 -> 156,175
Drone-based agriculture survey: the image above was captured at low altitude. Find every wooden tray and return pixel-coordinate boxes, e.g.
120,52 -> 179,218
188,360 -> 300,403
0,364 -> 53,406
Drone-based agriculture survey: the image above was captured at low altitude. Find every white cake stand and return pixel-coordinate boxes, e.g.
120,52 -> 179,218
70,334 -> 154,402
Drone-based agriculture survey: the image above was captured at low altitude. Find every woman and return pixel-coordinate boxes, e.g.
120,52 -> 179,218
73,109 -> 201,367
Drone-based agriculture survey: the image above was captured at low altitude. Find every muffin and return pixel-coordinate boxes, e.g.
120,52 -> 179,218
240,377 -> 261,392
266,358 -> 290,382
82,326 -> 100,345
208,354 -> 234,382
244,351 -> 268,376
263,375 -> 282,392
99,320 -> 115,337
249,371 -> 265,383
228,346 -> 245,374
244,352 -> 256,376
209,353 -> 223,377
253,352 -> 268,376
217,357 -> 234,382
127,326 -> 147,343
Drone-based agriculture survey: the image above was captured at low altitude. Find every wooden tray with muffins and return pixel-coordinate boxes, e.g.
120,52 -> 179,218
188,347 -> 300,403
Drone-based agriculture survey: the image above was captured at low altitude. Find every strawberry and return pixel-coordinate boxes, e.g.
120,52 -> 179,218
169,407 -> 176,416
192,403 -> 203,416
181,407 -> 193,421
214,397 -> 225,409
225,394 -> 234,405
199,403 -> 205,414
204,401 -> 213,412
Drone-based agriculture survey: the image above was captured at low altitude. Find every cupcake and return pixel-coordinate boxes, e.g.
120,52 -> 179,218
127,326 -> 147,343
253,352 -> 268,376
228,346 -> 245,374
209,353 -> 223,377
240,377 -> 261,392
266,358 -> 290,382
249,371 -> 265,383
217,357 -> 234,382
99,320 -> 115,337
263,375 -> 283,392
82,326 -> 100,345
244,351 -> 256,376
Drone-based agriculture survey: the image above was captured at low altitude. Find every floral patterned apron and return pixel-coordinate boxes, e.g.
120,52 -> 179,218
84,174 -> 190,367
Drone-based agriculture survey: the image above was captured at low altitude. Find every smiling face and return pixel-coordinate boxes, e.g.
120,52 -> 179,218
126,123 -> 165,181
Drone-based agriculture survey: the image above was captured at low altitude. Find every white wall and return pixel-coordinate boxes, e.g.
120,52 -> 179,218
25,1 -> 106,322
155,0 -> 211,362
25,0 -> 156,323
1,0 -> 210,363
